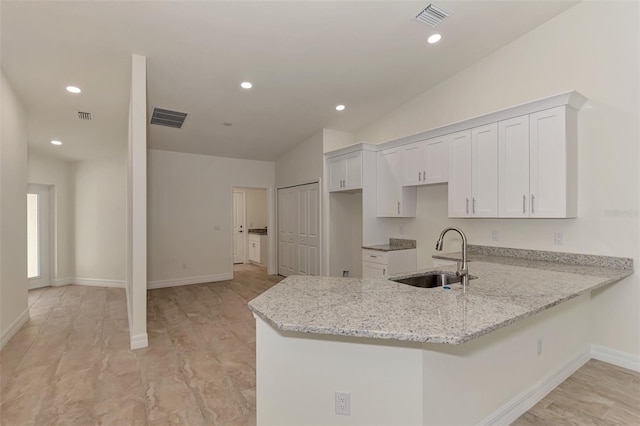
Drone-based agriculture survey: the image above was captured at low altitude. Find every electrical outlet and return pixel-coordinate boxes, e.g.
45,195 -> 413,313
492,230 -> 499,241
537,339 -> 543,356
335,391 -> 350,416
181,263 -> 187,270
554,232 -> 563,245
342,270 -> 349,277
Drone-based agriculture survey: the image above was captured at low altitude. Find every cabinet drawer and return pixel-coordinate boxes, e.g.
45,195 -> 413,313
362,250 -> 388,265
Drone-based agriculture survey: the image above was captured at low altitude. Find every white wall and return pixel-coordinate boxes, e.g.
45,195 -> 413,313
148,149 -> 275,285
0,71 -> 29,347
356,2 -> 639,357
27,153 -> 75,283
322,128 -> 355,154
275,130 -> 323,188
73,155 -> 127,283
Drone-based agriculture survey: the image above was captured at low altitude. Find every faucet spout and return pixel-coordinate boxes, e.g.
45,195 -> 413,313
435,227 -> 469,292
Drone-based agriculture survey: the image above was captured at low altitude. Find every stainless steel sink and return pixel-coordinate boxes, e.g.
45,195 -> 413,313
391,272 -> 475,289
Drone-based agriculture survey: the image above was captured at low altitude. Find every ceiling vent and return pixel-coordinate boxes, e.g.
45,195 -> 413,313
415,4 -> 449,27
150,108 -> 188,129
78,111 -> 92,120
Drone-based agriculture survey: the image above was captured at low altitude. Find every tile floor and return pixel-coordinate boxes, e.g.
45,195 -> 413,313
1,263 -> 638,425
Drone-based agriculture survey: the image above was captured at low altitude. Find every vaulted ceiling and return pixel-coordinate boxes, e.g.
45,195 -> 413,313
1,0 -> 577,162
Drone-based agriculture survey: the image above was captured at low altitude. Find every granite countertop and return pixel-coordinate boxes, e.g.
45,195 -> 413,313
249,249 -> 632,345
362,238 -> 416,252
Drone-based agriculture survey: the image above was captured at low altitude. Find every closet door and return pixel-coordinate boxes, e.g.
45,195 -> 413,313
278,182 -> 320,277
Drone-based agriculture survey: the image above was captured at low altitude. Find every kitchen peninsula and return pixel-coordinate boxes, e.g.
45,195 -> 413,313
249,248 -> 632,425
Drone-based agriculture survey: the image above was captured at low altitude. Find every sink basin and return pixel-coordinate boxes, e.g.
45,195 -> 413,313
391,272 -> 475,289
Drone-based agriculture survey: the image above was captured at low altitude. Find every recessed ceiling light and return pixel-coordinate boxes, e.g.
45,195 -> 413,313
240,82 -> 253,89
51,140 -> 62,145
66,86 -> 81,94
427,34 -> 442,44
336,105 -> 346,111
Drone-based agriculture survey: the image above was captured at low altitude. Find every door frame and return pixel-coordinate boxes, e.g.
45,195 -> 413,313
276,179 -> 322,278
229,184 -> 275,276
27,183 -> 54,289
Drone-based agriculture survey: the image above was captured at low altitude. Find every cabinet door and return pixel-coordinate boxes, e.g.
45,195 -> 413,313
424,136 -> 449,184
344,151 -> 363,190
530,107 -> 567,218
448,130 -> 472,217
327,156 -> 346,192
499,115 -> 530,217
362,261 -> 387,278
471,123 -> 498,217
402,141 -> 425,186
376,148 -> 402,217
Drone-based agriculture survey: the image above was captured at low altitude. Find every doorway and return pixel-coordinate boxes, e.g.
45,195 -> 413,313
27,184 -> 52,289
232,187 -> 270,269
232,191 -> 246,264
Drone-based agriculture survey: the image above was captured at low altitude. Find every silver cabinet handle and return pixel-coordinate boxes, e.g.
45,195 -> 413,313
523,194 -> 526,214
383,268 -> 386,275
369,255 -> 377,258
397,201 -> 400,214
423,171 -> 426,181
531,194 -> 535,214
466,198 -> 469,215
472,197 -> 476,214
418,171 -> 421,181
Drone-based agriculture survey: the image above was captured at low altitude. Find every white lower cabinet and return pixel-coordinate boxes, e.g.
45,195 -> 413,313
249,234 -> 268,265
362,249 -> 417,278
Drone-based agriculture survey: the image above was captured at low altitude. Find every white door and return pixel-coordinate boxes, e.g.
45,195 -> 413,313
499,115 -> 530,217
471,123 -> 499,217
27,184 -> 51,289
530,106 -> 567,218
296,183 -> 320,276
403,141 -> 425,186
377,148 -> 402,217
448,130 -> 472,217
278,183 -> 320,277
232,191 -> 245,264
424,136 -> 449,184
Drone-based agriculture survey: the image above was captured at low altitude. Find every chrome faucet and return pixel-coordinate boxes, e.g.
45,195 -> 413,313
435,227 -> 469,293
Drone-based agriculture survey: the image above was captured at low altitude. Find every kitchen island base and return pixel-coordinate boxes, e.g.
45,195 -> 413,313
255,293 -> 591,425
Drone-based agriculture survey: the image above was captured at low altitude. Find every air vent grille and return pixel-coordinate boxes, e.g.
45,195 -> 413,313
150,108 -> 188,129
78,111 -> 92,120
415,4 -> 449,27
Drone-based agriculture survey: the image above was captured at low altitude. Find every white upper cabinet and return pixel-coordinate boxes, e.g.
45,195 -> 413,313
499,107 -> 577,218
328,151 -> 362,192
448,130 -> 472,217
499,115 -> 530,217
449,124 -> 498,218
529,106 -> 577,218
403,136 -> 449,186
377,148 -> 416,217
471,123 -> 499,217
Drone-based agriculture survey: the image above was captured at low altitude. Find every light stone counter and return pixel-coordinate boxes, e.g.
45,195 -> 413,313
249,254 -> 632,345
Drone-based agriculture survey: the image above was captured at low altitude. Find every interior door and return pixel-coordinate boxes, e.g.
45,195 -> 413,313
296,183 -> 320,276
27,184 -> 51,289
232,191 -> 245,264
278,183 -> 320,277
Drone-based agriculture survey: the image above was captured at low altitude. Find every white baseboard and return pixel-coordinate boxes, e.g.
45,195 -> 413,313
480,349 -> 590,425
0,307 -> 30,350
591,344 -> 640,372
130,332 -> 149,350
147,273 -> 233,290
73,277 -> 126,288
51,277 -> 72,286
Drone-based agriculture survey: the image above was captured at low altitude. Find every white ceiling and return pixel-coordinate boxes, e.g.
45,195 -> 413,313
1,0 -> 578,162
